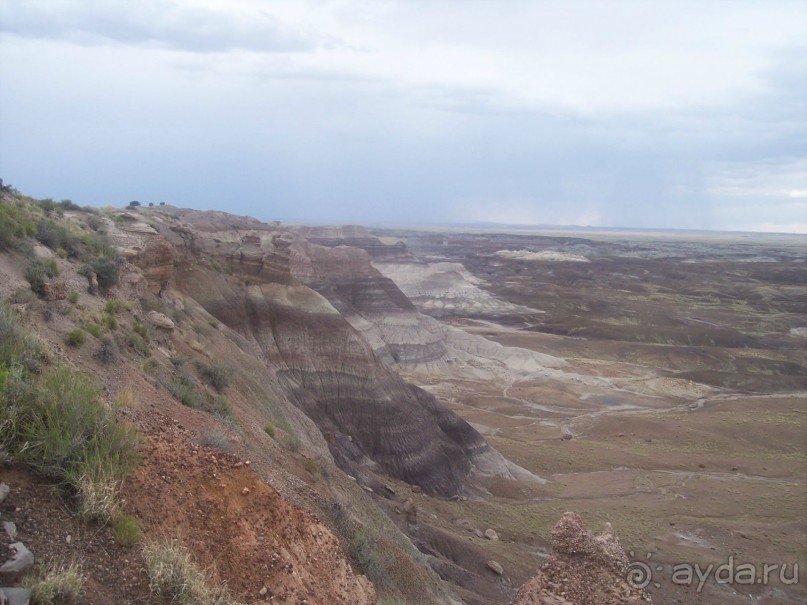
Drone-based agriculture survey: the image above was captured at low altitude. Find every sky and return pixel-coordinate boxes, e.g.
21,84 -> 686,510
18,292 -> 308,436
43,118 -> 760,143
0,0 -> 805,233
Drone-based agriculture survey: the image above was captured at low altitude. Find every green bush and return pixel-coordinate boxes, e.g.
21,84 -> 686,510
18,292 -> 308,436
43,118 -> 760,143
350,527 -> 390,590
263,422 -> 276,438
166,373 -> 200,408
194,361 -> 230,393
25,258 -> 59,297
0,201 -> 35,249
84,322 -> 102,338
102,313 -> 117,330
67,291 -> 79,304
91,257 -> 119,292
104,299 -> 130,314
127,331 -> 149,356
0,302 -> 45,373
112,514 -> 142,546
0,363 -> 139,521
65,328 -> 85,347
35,218 -> 79,256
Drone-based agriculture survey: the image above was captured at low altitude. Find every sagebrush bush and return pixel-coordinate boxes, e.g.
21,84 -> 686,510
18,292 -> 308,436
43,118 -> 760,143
94,339 -> 118,364
35,218 -> 79,256
92,257 -> 119,292
263,422 -> 276,438
65,328 -> 85,347
25,258 -> 59,297
84,322 -> 102,338
195,361 -> 231,393
67,291 -> 79,304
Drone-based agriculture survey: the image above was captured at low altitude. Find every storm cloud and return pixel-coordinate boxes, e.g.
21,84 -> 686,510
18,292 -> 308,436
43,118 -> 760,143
0,0 -> 805,232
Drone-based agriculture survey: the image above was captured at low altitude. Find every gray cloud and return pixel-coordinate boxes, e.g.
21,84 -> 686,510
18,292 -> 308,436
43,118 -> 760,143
0,0 -> 315,52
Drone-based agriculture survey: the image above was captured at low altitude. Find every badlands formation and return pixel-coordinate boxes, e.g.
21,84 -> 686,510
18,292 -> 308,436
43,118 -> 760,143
1,192 -> 804,604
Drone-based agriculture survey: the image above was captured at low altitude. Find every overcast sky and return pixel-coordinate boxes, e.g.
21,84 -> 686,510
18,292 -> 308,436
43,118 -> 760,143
1,0 -> 805,232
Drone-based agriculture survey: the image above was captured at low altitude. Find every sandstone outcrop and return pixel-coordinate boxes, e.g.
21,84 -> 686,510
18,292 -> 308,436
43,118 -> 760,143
511,512 -> 651,605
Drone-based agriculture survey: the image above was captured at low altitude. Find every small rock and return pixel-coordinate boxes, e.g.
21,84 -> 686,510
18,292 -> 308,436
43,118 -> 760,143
561,434 -> 573,441
484,528 -> 499,541
65,535 -> 71,545
0,543 -> 34,575
2,522 -> 16,541
0,483 -> 8,505
259,587 -> 268,596
412,485 -> 422,494
473,529 -> 484,538
241,487 -> 250,495
382,483 -> 396,495
487,560 -> 504,575
0,587 -> 32,605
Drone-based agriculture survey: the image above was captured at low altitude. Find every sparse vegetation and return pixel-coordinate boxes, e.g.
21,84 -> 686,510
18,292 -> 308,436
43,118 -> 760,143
263,422 -> 276,438
24,560 -> 85,605
167,372 -> 200,408
25,257 -> 59,296
35,218 -> 79,257
84,322 -> 102,338
67,290 -> 79,304
94,338 -> 118,364
91,257 -> 119,292
195,360 -> 230,393
143,538 -> 243,605
1,306 -> 138,521
112,514 -> 142,546
65,328 -> 85,347
199,429 -> 231,452
127,330 -> 149,356
350,527 -> 390,591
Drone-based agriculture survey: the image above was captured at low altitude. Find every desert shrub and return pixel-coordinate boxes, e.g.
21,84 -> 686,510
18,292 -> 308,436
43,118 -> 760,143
143,538 -> 243,605
23,560 -> 85,605
0,302 -> 45,373
350,527 -> 390,590
128,331 -> 149,356
35,218 -> 79,256
302,457 -> 321,481
80,232 -> 116,258
133,319 -> 149,340
104,299 -> 130,314
1,365 -> 138,520
102,313 -> 117,330
199,429 -> 231,452
112,514 -> 142,546
285,433 -> 302,452
263,422 -> 276,438
167,373 -> 200,408
195,361 -> 230,393
209,395 -> 234,422
91,257 -> 119,292
94,339 -> 118,364
84,322 -> 102,338
67,291 -> 79,304
86,214 -> 103,231
0,201 -> 36,249
65,328 -> 85,347
25,258 -> 59,296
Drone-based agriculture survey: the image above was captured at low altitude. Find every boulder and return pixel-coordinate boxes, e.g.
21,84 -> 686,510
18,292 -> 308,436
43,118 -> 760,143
487,560 -> 504,575
147,310 -> 175,330
484,528 -> 499,541
0,587 -> 32,605
0,543 -> 34,575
